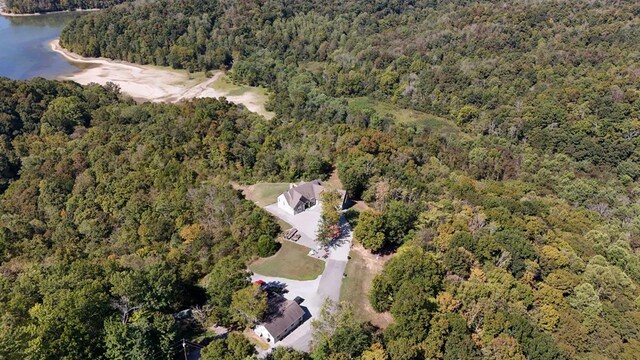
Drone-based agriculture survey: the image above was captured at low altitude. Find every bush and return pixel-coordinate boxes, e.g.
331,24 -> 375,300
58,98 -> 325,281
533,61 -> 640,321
257,235 -> 280,257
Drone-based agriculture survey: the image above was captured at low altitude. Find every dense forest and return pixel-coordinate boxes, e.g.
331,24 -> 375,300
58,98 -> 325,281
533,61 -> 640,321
2,0 -> 131,14
1,0 -> 640,359
61,0 -> 640,173
0,78 -> 286,358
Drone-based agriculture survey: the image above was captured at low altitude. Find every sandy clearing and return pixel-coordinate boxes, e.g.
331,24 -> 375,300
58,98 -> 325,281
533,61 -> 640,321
50,39 -> 274,119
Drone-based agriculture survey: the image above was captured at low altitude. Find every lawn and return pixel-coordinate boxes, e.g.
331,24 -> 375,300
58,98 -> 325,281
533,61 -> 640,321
242,182 -> 290,208
249,241 -> 325,281
340,246 -> 393,328
347,97 -> 460,136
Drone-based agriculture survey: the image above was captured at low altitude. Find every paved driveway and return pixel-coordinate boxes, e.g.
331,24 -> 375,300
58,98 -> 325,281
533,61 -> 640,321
265,203 -> 322,250
250,274 -> 322,352
252,203 -> 353,352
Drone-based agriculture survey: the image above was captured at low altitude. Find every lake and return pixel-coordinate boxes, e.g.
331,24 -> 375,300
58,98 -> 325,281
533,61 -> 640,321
0,13 -> 82,80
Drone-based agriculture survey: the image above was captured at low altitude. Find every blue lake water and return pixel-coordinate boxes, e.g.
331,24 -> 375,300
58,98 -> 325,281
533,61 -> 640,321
0,13 -> 82,79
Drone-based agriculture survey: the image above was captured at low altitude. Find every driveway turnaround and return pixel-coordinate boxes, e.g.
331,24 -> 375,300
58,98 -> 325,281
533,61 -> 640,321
252,203 -> 353,352
265,203 -> 322,250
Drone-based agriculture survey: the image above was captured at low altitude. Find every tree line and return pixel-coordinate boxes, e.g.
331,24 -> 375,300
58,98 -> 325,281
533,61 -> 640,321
3,0 -> 131,14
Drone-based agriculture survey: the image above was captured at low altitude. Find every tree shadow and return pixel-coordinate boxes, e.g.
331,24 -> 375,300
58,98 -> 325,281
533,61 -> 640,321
326,216 -> 353,250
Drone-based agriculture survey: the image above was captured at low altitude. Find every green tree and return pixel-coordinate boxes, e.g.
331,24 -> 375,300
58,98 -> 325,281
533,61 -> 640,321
26,272 -> 110,359
41,96 -> 89,133
230,284 -> 268,326
338,157 -> 372,199
569,283 -> 603,328
110,262 -> 180,313
361,343 -> 389,360
257,234 -> 280,257
354,210 -> 386,252
443,247 -> 475,278
382,201 -> 419,246
443,314 -> 479,360
201,332 -> 255,360
370,247 -> 443,312
317,189 -> 343,246
267,347 -> 311,360
207,257 -> 251,325
311,300 -> 372,359
104,312 -> 175,360
456,105 -> 480,125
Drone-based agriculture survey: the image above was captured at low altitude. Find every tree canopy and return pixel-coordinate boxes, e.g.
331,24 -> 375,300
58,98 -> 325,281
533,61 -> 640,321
4,0 -> 640,358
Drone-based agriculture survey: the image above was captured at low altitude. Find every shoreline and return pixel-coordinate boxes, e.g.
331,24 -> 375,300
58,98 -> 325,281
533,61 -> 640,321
51,39 -> 147,69
50,39 -> 274,118
0,4 -> 100,17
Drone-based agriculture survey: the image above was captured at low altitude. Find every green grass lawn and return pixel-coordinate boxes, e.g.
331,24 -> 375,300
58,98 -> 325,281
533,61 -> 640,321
249,241 -> 325,281
347,97 -> 460,136
243,182 -> 290,207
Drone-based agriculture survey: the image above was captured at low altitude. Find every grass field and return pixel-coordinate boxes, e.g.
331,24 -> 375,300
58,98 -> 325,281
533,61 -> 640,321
249,241 -> 325,281
347,97 -> 460,136
340,246 -> 393,328
211,75 -> 269,97
242,182 -> 290,208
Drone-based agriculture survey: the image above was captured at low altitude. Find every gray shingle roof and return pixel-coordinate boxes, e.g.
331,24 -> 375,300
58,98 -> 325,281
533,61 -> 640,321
261,294 -> 305,340
282,179 -> 323,208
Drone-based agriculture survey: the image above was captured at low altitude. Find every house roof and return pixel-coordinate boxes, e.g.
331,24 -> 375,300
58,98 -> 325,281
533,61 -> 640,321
281,179 -> 324,208
261,294 -> 305,340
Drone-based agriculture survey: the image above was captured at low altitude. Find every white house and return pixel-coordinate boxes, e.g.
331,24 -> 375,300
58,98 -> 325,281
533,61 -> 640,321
254,294 -> 305,344
277,179 -> 345,215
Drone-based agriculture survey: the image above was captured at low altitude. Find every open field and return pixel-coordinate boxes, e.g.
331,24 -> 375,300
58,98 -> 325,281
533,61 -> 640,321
240,182 -> 290,208
249,241 -> 325,281
340,245 -> 393,328
211,74 -> 270,98
347,97 -> 459,136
